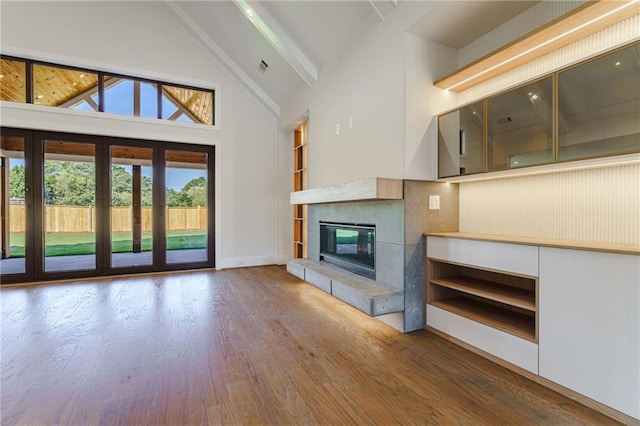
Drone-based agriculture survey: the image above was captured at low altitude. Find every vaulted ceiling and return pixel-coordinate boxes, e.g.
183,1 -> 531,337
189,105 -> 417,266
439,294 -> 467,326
164,1 -> 539,116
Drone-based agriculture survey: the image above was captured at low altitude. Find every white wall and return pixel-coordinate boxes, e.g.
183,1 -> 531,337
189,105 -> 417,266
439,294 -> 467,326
0,1 -> 280,269
279,2 -> 444,189
460,164 -> 640,245
403,33 -> 458,181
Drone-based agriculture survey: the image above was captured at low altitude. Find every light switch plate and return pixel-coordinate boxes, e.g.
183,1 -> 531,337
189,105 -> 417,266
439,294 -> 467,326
429,195 -> 440,210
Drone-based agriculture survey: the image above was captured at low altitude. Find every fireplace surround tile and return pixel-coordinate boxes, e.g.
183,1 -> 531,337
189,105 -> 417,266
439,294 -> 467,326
304,268 -> 332,293
295,179 -> 459,333
375,242 -> 404,289
307,230 -> 319,261
404,242 -> 426,331
356,201 -> 404,245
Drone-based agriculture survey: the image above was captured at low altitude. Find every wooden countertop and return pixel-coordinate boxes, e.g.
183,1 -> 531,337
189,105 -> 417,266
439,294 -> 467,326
425,232 -> 640,256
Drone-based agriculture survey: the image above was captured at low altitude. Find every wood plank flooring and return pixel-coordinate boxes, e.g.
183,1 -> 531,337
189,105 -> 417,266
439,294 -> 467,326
0,266 -> 618,425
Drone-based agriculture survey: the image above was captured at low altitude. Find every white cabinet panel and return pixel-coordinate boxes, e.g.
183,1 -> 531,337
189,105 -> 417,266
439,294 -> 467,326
539,248 -> 640,420
427,236 -> 538,276
427,304 -> 539,374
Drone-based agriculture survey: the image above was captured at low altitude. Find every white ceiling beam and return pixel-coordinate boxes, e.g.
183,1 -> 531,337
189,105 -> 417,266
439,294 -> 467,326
163,0 -> 280,117
233,0 -> 318,87
369,0 -> 398,20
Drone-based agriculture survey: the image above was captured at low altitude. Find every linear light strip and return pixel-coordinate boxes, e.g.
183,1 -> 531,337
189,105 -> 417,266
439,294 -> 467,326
446,0 -> 640,91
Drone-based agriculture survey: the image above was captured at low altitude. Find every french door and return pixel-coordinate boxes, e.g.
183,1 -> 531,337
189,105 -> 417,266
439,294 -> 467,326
0,129 -> 214,284
0,129 -> 32,280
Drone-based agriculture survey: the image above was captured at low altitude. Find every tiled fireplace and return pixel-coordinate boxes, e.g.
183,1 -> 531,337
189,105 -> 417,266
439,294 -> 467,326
290,178 -> 458,333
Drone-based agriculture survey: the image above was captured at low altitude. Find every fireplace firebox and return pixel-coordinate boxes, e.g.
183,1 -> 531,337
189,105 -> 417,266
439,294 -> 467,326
320,222 -> 375,279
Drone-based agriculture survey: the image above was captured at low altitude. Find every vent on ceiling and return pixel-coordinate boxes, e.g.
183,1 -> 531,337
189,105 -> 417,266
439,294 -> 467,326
497,116 -> 512,125
259,60 -> 268,73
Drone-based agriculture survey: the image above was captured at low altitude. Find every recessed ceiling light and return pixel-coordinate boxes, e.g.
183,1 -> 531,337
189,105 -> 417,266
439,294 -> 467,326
531,94 -> 539,100
36,94 -> 44,99
615,61 -> 621,66
0,74 -> 4,79
245,8 -> 253,17
79,74 -> 86,78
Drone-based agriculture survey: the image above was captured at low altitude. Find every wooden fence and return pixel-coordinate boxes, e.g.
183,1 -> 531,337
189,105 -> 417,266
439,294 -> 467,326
9,205 -> 207,233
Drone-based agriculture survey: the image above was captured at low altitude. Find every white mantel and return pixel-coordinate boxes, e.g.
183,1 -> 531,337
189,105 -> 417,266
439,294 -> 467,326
290,177 -> 403,205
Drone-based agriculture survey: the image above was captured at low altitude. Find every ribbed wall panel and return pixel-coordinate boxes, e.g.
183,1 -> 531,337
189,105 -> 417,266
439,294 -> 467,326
459,164 -> 640,245
460,15 -> 640,104
458,1 -> 586,65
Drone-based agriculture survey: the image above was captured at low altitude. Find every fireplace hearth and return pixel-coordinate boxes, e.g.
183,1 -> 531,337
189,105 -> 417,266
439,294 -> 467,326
320,222 -> 375,279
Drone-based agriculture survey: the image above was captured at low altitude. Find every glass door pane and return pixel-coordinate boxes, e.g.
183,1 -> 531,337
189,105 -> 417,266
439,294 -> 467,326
165,149 -> 208,264
110,145 -> 153,268
43,140 -> 96,272
0,136 -> 27,276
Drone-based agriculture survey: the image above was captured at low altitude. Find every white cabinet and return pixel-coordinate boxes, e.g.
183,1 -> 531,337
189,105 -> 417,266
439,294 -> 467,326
539,247 -> 640,420
426,236 -> 539,373
426,234 -> 640,422
427,303 -> 539,373
427,236 -> 538,276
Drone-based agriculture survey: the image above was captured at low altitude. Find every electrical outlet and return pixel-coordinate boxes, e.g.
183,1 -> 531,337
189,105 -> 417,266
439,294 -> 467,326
429,195 -> 440,210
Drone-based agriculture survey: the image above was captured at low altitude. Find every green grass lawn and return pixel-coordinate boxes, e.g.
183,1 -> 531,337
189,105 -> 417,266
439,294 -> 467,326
9,230 -> 207,258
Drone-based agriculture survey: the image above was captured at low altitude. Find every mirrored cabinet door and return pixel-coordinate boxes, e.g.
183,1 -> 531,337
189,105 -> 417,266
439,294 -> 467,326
558,43 -> 640,162
438,101 -> 484,178
488,77 -> 554,171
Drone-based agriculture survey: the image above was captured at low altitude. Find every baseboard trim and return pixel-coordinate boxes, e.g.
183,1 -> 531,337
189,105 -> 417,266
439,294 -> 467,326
217,256 -> 277,269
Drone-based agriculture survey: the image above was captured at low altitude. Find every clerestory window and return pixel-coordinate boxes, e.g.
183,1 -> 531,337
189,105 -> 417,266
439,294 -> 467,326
0,56 -> 214,125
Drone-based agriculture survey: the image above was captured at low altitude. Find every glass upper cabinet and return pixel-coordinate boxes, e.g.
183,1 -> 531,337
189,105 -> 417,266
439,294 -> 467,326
558,43 -> 640,161
436,42 -> 639,179
438,101 -> 484,178
488,77 -> 554,171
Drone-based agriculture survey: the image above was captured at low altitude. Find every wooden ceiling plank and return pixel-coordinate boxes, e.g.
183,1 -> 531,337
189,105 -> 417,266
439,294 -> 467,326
166,150 -> 207,164
0,59 -> 26,102
162,86 -> 202,123
44,141 -> 96,157
111,146 -> 153,161
1,138 -> 25,152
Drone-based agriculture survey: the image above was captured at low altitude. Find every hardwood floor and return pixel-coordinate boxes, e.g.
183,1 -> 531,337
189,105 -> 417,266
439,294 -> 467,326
1,266 -> 618,425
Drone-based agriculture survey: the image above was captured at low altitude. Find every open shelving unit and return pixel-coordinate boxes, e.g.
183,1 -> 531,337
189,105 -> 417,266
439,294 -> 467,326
293,122 -> 307,258
427,260 -> 537,342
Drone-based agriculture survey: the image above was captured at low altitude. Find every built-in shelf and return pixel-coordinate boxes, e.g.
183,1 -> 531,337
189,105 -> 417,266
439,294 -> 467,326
293,123 -> 307,259
430,276 -> 535,312
428,258 -> 538,342
434,1 -> 639,92
430,298 -> 536,342
290,177 -> 403,205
